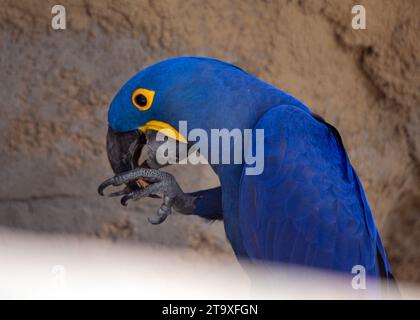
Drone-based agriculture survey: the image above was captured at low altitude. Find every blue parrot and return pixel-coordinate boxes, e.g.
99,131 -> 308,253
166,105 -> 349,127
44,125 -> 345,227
98,57 -> 394,289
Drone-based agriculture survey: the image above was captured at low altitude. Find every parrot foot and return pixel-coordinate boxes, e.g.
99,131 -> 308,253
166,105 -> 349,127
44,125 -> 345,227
98,168 -> 196,225
148,196 -> 173,225
97,167 -> 163,196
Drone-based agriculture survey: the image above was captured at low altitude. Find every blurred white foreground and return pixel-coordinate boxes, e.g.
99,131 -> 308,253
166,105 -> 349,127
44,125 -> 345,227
0,228 -> 417,300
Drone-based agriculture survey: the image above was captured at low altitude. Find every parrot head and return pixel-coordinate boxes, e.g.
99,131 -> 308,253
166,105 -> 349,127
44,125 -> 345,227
106,57 -> 266,178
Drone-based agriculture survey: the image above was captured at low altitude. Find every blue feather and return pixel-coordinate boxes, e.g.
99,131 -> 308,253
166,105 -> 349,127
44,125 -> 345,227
239,105 -> 392,279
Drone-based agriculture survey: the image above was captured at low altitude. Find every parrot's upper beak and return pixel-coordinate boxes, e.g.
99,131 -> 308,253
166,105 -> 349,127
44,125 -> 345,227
106,122 -> 189,183
106,126 -> 146,177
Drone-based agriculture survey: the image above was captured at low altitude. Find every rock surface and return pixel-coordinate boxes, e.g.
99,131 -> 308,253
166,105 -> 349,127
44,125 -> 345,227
0,0 -> 418,283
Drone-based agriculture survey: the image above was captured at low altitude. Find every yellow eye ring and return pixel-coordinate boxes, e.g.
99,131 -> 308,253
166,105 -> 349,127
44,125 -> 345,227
132,88 -> 155,111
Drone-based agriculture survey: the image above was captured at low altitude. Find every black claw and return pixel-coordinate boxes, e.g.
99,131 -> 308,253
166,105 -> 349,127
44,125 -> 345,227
121,195 -> 130,206
147,197 -> 172,225
119,185 -> 158,207
97,181 -> 109,196
97,177 -> 119,196
147,215 -> 168,225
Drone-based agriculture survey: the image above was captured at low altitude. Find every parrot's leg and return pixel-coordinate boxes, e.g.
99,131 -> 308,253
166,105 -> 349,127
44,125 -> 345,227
98,168 -> 196,225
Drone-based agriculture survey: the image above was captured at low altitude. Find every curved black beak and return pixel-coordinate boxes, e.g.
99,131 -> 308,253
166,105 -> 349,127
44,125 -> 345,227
106,126 -> 146,184
100,127 -> 165,199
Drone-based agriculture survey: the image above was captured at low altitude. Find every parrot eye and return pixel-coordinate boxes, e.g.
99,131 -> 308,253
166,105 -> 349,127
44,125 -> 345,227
132,88 -> 155,111
135,94 -> 147,107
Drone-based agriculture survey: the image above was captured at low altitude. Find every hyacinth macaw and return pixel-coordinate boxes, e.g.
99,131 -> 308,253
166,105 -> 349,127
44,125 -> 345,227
98,57 -> 394,287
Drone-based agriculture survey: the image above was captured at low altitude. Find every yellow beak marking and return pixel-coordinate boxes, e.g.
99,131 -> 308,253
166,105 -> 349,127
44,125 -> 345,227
138,120 -> 187,144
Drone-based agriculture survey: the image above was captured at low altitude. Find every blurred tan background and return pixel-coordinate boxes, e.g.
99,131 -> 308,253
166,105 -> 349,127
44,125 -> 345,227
0,0 -> 418,284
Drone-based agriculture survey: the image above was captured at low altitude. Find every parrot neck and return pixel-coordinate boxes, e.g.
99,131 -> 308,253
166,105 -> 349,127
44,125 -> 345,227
186,88 -> 312,258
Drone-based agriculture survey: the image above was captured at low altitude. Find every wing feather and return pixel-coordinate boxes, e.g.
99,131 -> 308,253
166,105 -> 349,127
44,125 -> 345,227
239,105 -> 388,276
